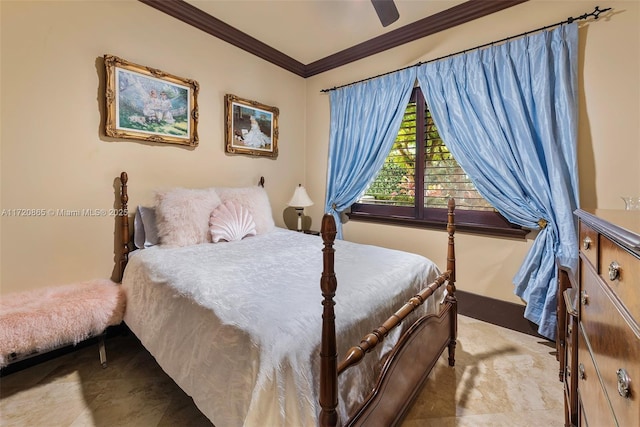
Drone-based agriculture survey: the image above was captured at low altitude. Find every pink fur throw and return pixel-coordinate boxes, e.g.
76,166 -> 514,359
0,279 -> 126,367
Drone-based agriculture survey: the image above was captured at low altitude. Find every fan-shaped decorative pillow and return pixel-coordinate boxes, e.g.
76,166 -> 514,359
215,186 -> 275,235
209,201 -> 257,243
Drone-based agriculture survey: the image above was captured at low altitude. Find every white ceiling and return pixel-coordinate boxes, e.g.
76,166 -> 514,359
187,0 -> 466,64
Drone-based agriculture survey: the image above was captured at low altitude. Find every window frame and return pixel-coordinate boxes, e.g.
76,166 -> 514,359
349,88 -> 528,239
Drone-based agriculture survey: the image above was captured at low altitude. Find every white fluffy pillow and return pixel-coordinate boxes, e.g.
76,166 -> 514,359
155,188 -> 221,247
215,186 -> 275,234
209,201 -> 257,243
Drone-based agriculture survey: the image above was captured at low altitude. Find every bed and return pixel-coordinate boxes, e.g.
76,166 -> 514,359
115,171 -> 457,427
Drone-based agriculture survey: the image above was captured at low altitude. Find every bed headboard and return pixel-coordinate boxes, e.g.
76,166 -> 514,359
116,171 -> 266,283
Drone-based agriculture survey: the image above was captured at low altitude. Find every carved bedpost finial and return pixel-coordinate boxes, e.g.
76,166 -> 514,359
120,171 -> 128,202
319,213 -> 339,427
321,214 -> 337,247
320,214 -> 337,301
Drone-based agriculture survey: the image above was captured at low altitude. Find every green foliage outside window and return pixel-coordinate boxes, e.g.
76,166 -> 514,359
361,97 -> 492,211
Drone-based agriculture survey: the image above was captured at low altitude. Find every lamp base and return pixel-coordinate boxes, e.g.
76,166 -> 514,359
296,208 -> 303,232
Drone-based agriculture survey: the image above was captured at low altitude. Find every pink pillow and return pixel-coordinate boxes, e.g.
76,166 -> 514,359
155,188 -> 221,247
209,201 -> 257,242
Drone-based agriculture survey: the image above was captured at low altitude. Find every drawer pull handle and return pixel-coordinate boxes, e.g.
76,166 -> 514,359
566,366 -> 571,378
608,261 -> 620,281
617,368 -> 631,398
582,236 -> 592,250
580,291 -> 589,306
579,363 -> 586,380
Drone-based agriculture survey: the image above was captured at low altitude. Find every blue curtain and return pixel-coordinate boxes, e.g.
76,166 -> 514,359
326,68 -> 416,238
416,23 -> 580,339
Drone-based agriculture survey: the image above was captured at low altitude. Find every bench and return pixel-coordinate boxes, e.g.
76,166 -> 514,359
0,279 -> 125,369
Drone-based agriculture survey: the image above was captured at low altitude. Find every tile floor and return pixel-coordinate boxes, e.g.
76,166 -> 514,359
0,316 -> 564,426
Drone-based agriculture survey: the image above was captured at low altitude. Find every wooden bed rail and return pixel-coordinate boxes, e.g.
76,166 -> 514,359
338,271 -> 450,375
319,198 -> 456,427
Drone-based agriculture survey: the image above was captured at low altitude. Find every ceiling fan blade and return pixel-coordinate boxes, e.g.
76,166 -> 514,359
371,0 -> 399,27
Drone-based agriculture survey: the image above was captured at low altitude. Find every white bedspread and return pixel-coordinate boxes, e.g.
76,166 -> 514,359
122,228 -> 442,426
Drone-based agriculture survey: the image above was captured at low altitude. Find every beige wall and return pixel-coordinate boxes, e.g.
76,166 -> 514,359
304,0 -> 640,304
0,1 -> 306,294
1,1 -> 638,303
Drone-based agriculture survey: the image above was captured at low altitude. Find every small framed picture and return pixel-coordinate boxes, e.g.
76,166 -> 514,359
225,94 -> 278,158
104,54 -> 199,146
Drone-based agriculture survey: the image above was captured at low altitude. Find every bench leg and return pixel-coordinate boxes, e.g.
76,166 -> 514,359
98,333 -> 107,368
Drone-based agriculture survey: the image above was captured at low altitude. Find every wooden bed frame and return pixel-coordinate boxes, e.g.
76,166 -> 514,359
116,171 -> 457,427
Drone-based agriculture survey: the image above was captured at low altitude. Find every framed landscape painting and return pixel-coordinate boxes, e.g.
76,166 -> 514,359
225,94 -> 278,158
104,54 -> 199,146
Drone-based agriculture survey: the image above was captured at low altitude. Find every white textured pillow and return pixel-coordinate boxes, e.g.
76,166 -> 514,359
215,186 -> 275,234
155,188 -> 221,247
209,201 -> 257,243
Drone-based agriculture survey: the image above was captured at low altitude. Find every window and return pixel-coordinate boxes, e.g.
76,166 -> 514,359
349,88 -> 526,238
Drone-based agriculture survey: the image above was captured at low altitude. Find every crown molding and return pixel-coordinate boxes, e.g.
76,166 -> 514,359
139,0 -> 528,78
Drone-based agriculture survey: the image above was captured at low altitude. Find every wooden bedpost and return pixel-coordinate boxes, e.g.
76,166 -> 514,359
446,198 -> 457,367
118,171 -> 130,283
319,214 -> 339,427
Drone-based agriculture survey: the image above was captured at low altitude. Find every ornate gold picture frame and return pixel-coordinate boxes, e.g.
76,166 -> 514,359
104,54 -> 199,146
225,94 -> 278,158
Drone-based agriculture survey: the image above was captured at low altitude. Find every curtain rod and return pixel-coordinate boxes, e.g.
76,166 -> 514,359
320,5 -> 611,93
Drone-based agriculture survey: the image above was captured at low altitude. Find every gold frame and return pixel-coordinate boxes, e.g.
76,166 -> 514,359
104,54 -> 199,146
225,94 -> 278,158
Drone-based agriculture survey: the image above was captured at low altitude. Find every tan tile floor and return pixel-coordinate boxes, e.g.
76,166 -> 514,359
0,316 -> 563,426
402,316 -> 564,426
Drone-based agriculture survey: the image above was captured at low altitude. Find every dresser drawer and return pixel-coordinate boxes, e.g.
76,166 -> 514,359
574,209 -> 640,427
580,264 -> 640,426
599,236 -> 640,321
580,221 -> 599,269
577,326 -> 617,426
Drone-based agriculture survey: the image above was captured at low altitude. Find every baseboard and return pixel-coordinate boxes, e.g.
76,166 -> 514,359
457,290 -> 548,340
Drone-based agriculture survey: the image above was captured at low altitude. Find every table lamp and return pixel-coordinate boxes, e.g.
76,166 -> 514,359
287,184 -> 313,232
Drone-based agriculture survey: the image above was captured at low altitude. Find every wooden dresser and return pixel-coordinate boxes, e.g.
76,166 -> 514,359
561,209 -> 640,426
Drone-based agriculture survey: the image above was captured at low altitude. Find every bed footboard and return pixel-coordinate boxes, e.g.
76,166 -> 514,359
320,199 -> 456,427
348,303 -> 456,427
